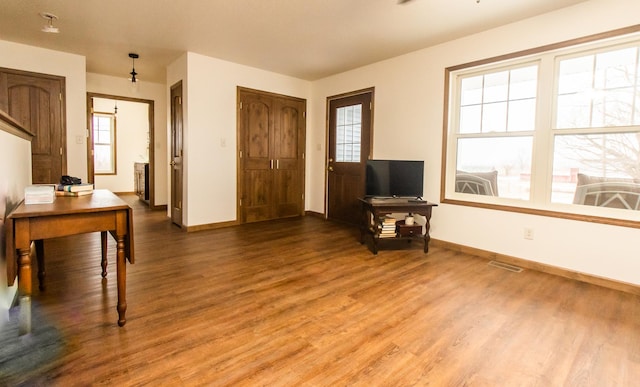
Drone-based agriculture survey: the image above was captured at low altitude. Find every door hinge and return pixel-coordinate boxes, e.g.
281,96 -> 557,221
86,129 -> 89,138
369,102 -> 372,110
239,198 -> 242,206
239,150 -> 243,158
239,101 -> 243,110
178,97 -> 182,105
59,147 -> 63,156
59,93 -> 62,101
302,152 -> 305,160
303,111 -> 306,118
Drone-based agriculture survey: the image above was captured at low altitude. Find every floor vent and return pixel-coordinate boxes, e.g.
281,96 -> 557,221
488,260 -> 523,273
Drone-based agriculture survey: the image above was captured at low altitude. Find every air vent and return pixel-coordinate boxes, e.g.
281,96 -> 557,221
488,260 -> 523,273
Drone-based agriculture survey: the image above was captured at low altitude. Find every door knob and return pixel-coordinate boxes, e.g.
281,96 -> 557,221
169,161 -> 176,166
327,166 -> 334,171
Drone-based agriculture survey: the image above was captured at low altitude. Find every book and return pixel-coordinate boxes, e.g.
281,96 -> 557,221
55,190 -> 93,197
57,183 -> 94,192
25,184 -> 56,204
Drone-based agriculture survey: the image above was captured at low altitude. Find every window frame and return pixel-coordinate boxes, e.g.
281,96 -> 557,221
441,25 -> 640,229
92,112 -> 117,175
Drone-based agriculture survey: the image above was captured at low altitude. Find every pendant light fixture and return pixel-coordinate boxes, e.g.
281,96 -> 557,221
128,53 -> 140,92
40,12 -> 60,33
128,53 -> 139,83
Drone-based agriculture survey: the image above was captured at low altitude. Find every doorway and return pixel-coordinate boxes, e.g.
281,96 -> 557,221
86,93 -> 155,206
326,88 -> 374,224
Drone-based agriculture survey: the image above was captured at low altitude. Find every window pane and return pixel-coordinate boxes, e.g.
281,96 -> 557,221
558,56 -> 594,95
483,71 -> 509,103
594,47 -> 636,89
592,88 -> 635,127
556,93 -> 591,128
507,99 -> 536,131
335,104 -> 362,163
482,102 -> 507,132
94,144 -> 113,173
97,129 -> 110,144
457,136 -> 533,200
461,76 -> 483,105
509,66 -> 538,99
459,105 -> 481,134
551,132 -> 640,205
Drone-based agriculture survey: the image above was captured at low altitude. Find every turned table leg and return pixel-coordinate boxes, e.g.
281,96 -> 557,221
101,231 -> 108,277
17,246 -> 32,335
116,234 -> 127,326
35,239 -> 45,290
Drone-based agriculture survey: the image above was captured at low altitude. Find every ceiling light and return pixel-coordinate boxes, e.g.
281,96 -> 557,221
128,53 -> 139,83
40,12 -> 59,34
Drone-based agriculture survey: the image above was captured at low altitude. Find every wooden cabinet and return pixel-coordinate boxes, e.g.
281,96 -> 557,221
134,162 -> 149,203
238,88 -> 306,223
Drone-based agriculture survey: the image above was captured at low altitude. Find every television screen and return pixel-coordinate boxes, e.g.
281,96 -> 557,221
365,159 -> 424,198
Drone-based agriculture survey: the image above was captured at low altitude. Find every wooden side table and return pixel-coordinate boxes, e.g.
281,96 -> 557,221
359,197 -> 437,254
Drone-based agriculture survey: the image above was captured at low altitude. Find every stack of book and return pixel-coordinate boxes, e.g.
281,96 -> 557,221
56,183 -> 94,197
25,185 -> 56,204
378,215 -> 397,238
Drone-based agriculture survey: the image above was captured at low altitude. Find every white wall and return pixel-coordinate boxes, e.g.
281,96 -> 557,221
0,129 -> 32,328
309,0 -> 640,285
92,98 -> 149,193
0,40 -> 87,182
87,73 -> 168,205
168,52 -> 311,227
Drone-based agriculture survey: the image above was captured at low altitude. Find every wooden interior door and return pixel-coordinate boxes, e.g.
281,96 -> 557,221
238,88 -> 306,223
272,96 -> 306,218
170,81 -> 184,227
0,68 -> 66,184
327,89 -> 373,224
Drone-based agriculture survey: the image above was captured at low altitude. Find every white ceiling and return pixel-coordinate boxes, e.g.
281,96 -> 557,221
0,0 -> 588,83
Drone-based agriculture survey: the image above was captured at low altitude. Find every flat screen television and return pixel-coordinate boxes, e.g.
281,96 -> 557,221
365,159 -> 424,198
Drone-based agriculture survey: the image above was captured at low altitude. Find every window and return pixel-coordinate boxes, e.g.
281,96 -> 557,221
335,104 -> 362,162
444,27 -> 640,225
93,113 -> 116,174
455,64 -> 538,200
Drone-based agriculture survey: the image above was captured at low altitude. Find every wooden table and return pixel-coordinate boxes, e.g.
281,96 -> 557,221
359,197 -> 437,254
6,189 -> 134,333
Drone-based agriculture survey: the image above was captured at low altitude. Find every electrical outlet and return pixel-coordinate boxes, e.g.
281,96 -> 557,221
524,227 -> 534,240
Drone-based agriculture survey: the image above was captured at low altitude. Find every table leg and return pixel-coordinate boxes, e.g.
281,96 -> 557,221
35,239 -> 45,290
424,220 -> 431,253
101,231 -> 108,277
17,246 -> 32,335
116,234 -> 127,326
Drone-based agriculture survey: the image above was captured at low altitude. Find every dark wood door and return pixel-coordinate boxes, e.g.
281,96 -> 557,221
0,69 -> 66,184
327,90 -> 373,224
272,96 -> 306,218
170,81 -> 184,227
238,88 -> 305,223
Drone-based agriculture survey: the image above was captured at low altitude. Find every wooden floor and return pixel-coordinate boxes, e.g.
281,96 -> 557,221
4,194 -> 640,385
